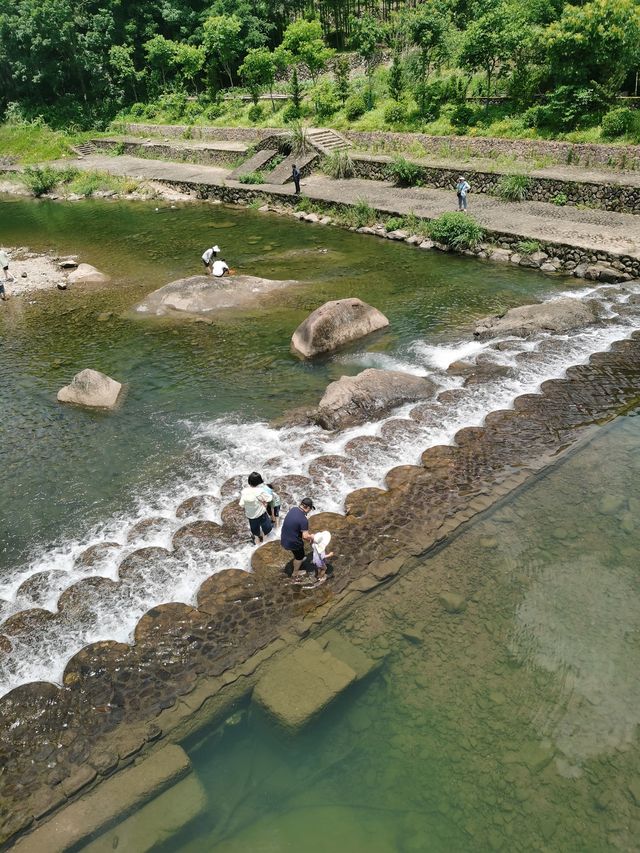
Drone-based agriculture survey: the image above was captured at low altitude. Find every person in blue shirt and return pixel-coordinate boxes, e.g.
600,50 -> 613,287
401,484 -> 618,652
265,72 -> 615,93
456,176 -> 471,211
281,497 -> 315,582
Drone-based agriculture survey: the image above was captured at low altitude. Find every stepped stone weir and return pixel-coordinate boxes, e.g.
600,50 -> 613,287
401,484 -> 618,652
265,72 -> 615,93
227,148 -> 278,180
3,332 -> 640,846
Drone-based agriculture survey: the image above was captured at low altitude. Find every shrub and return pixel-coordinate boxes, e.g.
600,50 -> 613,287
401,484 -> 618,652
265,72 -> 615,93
601,107 -> 635,139
537,85 -> 608,132
495,174 -> 530,202
551,192 -> 568,206
342,198 -> 375,228
238,171 -> 264,184
313,80 -> 338,119
428,212 -> 484,250
522,105 -> 543,128
344,94 -> 367,121
205,102 -> 225,120
282,103 -> 301,124
288,123 -> 309,156
385,217 -> 405,232
322,151 -> 355,179
386,156 -> 422,187
384,103 -> 408,125
450,103 -> 476,131
248,103 -> 265,123
516,240 -> 541,255
21,166 -> 64,197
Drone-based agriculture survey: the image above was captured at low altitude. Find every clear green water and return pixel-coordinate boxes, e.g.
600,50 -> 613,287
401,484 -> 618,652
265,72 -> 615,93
170,413 -> 640,853
0,197 -> 558,568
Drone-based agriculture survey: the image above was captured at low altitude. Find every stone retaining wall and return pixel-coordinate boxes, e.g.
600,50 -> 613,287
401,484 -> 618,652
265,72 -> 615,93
346,131 -> 640,170
92,139 -> 242,167
351,154 -> 640,215
121,123 -> 268,143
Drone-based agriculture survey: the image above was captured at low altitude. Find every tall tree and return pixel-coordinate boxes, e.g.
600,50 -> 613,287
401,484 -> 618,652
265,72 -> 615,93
275,19 -> 334,85
202,13 -> 243,88
240,47 -> 276,108
459,3 -> 517,106
349,13 -> 385,108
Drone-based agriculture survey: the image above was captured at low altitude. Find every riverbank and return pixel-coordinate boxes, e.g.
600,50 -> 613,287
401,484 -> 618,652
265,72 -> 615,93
0,247 -> 69,296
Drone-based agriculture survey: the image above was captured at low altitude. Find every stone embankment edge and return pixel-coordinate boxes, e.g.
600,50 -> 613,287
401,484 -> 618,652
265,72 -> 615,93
153,178 -> 640,278
5,407 -> 623,851
121,123 -> 640,170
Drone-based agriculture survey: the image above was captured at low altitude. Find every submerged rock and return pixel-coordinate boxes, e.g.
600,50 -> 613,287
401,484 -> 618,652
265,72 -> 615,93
473,298 -> 603,340
311,368 -> 436,430
134,274 -> 299,318
68,263 -> 110,285
57,369 -> 122,409
291,298 -> 389,358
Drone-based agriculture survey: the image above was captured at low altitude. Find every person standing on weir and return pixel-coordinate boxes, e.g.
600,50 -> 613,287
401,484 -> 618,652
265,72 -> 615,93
281,497 -> 315,582
291,164 -> 301,194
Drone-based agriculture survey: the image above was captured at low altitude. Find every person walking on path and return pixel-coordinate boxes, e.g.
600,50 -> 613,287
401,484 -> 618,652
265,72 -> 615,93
0,248 -> 13,300
281,497 -> 315,582
291,164 -> 301,194
201,245 -> 221,274
239,472 -> 273,545
456,176 -> 471,212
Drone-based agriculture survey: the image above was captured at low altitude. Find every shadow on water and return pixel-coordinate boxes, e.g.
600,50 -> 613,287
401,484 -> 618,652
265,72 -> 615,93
0,196 -> 566,567
165,411 -> 640,853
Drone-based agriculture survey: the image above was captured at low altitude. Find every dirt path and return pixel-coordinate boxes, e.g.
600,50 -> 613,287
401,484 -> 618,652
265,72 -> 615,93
57,154 -> 640,259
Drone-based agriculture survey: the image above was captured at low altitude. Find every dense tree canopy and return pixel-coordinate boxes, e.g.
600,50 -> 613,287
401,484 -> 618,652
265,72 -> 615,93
0,0 -> 639,129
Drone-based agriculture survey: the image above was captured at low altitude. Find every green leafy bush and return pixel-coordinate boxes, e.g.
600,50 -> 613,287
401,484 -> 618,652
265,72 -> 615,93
428,212 -> 484,250
343,198 -> 375,228
551,192 -> 568,206
516,240 -> 541,255
322,150 -> 355,179
450,103 -> 476,131
522,105 -> 543,128
238,171 -> 264,184
313,80 -> 338,119
386,156 -> 422,187
384,103 -> 408,125
247,103 -> 264,123
601,107 -> 635,139
21,166 -> 64,196
496,174 -> 530,202
537,86 -> 608,132
385,217 -> 405,232
344,94 -> 367,121
282,103 -> 301,123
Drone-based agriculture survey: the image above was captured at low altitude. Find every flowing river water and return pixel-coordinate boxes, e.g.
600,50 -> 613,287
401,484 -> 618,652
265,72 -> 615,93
1,196 -> 639,850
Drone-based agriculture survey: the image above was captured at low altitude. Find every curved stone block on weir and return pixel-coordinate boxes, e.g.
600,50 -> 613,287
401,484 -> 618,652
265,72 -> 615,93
344,487 -> 388,519
75,542 -> 121,569
220,500 -> 251,544
384,464 -> 427,491
409,401 -> 444,425
342,434 -> 387,461
453,426 -> 487,448
268,474 -> 313,503
0,680 -> 62,723
118,547 -> 174,587
172,520 -> 232,553
16,570 -> 69,608
63,640 -> 132,688
196,569 -> 258,613
58,577 -> 120,620
379,417 -> 426,444
308,511 -> 350,534
250,540 -> 287,578
134,602 -> 208,648
0,607 -> 58,638
219,474 -> 244,500
126,516 -> 175,545
175,494 -> 217,519
420,444 -> 457,469
307,454 -> 355,482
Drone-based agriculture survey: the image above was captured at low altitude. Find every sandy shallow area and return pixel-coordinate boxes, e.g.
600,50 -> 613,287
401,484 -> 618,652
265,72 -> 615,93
0,247 -> 70,296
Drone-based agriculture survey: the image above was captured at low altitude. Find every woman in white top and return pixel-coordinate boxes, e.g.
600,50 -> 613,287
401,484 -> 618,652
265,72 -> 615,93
212,259 -> 230,277
201,245 -> 221,274
239,472 -> 273,544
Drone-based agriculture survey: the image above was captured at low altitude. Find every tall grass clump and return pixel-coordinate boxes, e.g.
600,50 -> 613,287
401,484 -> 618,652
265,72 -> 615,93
429,212 -> 484,250
495,174 -> 530,202
21,166 -> 66,196
238,171 -> 265,184
386,156 -> 423,187
322,150 -> 355,179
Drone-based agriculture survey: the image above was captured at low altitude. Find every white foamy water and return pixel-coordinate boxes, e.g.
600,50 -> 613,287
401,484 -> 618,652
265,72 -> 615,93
1,284 -> 639,695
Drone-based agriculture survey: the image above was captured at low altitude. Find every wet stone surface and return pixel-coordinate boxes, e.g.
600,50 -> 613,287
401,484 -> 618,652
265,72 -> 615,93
3,334 -> 640,844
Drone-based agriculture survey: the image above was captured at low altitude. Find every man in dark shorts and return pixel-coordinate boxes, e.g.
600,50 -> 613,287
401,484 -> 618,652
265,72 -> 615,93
281,497 -> 315,581
291,164 -> 301,194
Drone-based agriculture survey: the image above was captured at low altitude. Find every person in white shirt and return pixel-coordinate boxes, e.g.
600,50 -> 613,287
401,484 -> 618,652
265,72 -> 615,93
212,259 -> 230,278
239,471 -> 273,544
201,245 -> 221,274
0,248 -> 13,300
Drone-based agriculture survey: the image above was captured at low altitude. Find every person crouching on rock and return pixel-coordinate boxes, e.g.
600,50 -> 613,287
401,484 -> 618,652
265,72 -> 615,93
212,258 -> 230,278
201,244 -> 221,274
281,497 -> 315,582
239,472 -> 273,545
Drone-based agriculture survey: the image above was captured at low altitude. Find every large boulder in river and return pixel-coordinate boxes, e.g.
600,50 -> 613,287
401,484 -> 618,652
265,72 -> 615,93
473,298 -> 603,340
67,263 -> 110,285
57,369 -> 122,409
311,368 -> 436,430
291,298 -> 389,358
134,274 -> 299,318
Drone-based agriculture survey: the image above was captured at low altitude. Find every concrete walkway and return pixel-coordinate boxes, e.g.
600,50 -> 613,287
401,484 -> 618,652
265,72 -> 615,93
67,154 -> 640,259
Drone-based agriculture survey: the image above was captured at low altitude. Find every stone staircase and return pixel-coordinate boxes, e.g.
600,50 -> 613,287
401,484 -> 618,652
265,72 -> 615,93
71,141 -> 98,157
307,128 -> 352,156
267,152 -> 318,185
227,148 -> 278,180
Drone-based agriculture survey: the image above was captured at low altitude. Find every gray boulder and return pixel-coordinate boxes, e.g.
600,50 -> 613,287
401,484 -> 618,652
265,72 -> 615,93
584,264 -> 631,284
291,297 -> 389,358
312,368 -> 436,430
473,297 -> 603,340
67,263 -> 110,284
57,369 -> 122,409
134,274 -> 299,318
